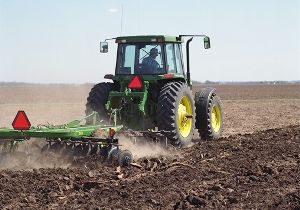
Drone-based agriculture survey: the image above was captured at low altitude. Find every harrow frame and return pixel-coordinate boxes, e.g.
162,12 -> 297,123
0,112 -> 133,166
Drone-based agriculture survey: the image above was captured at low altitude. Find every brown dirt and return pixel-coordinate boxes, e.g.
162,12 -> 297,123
0,83 -> 299,209
0,125 -> 299,210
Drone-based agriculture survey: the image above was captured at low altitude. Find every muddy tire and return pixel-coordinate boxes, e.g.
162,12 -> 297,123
157,81 -> 195,147
195,89 -> 223,139
85,82 -> 114,124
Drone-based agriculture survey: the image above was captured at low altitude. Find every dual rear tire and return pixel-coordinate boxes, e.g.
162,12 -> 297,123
157,82 -> 223,147
195,89 -> 223,139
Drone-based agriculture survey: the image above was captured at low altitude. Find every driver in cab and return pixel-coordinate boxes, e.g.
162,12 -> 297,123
142,48 -> 160,73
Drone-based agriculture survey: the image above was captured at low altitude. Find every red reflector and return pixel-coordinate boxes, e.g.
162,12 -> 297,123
164,73 -> 174,79
128,75 -> 143,89
12,111 -> 31,130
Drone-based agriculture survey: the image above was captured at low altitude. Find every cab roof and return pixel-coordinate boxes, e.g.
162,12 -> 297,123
115,35 -> 183,43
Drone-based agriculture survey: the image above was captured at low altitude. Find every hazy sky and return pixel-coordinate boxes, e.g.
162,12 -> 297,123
0,0 -> 299,83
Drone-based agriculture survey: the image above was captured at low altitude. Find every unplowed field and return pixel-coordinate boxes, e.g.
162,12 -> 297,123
0,83 -> 299,209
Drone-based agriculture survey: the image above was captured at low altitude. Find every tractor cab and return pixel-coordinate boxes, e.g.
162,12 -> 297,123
100,35 -> 210,85
101,36 -> 185,76
115,40 -> 184,76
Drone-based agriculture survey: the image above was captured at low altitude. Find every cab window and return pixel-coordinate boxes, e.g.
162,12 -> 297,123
116,43 -> 165,74
174,44 -> 183,74
116,45 -> 136,74
165,43 -> 176,73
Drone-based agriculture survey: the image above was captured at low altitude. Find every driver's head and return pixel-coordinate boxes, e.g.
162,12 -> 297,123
150,48 -> 158,57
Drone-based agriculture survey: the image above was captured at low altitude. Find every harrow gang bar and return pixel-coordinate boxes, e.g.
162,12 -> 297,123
0,125 -> 123,140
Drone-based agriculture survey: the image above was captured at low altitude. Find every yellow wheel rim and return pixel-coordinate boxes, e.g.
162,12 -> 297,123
177,96 -> 193,138
211,104 -> 221,132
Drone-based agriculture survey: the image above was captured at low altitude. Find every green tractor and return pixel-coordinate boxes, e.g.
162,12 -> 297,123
86,35 -> 223,147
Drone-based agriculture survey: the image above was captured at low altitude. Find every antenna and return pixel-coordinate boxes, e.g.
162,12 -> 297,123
138,0 -> 141,33
120,4 -> 123,35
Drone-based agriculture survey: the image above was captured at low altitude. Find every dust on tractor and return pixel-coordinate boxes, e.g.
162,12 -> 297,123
0,35 -> 223,167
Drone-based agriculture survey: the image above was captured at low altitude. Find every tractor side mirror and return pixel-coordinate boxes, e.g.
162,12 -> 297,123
204,36 -> 210,49
100,42 -> 108,53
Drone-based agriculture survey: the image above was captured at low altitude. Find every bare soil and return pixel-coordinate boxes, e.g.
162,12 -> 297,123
0,83 -> 299,210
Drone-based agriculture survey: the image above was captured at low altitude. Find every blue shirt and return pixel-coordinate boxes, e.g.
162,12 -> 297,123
142,56 -> 159,73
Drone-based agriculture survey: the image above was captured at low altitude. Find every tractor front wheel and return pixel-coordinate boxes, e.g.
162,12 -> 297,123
157,82 -> 195,147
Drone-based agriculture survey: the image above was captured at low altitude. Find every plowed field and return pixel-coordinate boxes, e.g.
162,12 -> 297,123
0,83 -> 299,210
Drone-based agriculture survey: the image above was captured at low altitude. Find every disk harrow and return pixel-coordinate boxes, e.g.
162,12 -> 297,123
0,111 -> 133,167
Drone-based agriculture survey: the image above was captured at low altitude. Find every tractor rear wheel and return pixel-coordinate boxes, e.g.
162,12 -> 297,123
157,81 -> 195,147
195,89 -> 223,139
85,82 -> 113,124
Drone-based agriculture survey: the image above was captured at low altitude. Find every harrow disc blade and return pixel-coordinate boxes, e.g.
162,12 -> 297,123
41,144 -> 50,153
90,144 -> 100,155
73,144 -> 91,156
65,143 -> 75,156
50,142 -> 63,153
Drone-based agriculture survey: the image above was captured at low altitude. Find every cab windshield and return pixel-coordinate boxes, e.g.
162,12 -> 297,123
116,43 -> 166,75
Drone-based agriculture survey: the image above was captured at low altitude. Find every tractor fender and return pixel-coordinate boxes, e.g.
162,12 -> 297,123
194,87 -> 216,129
